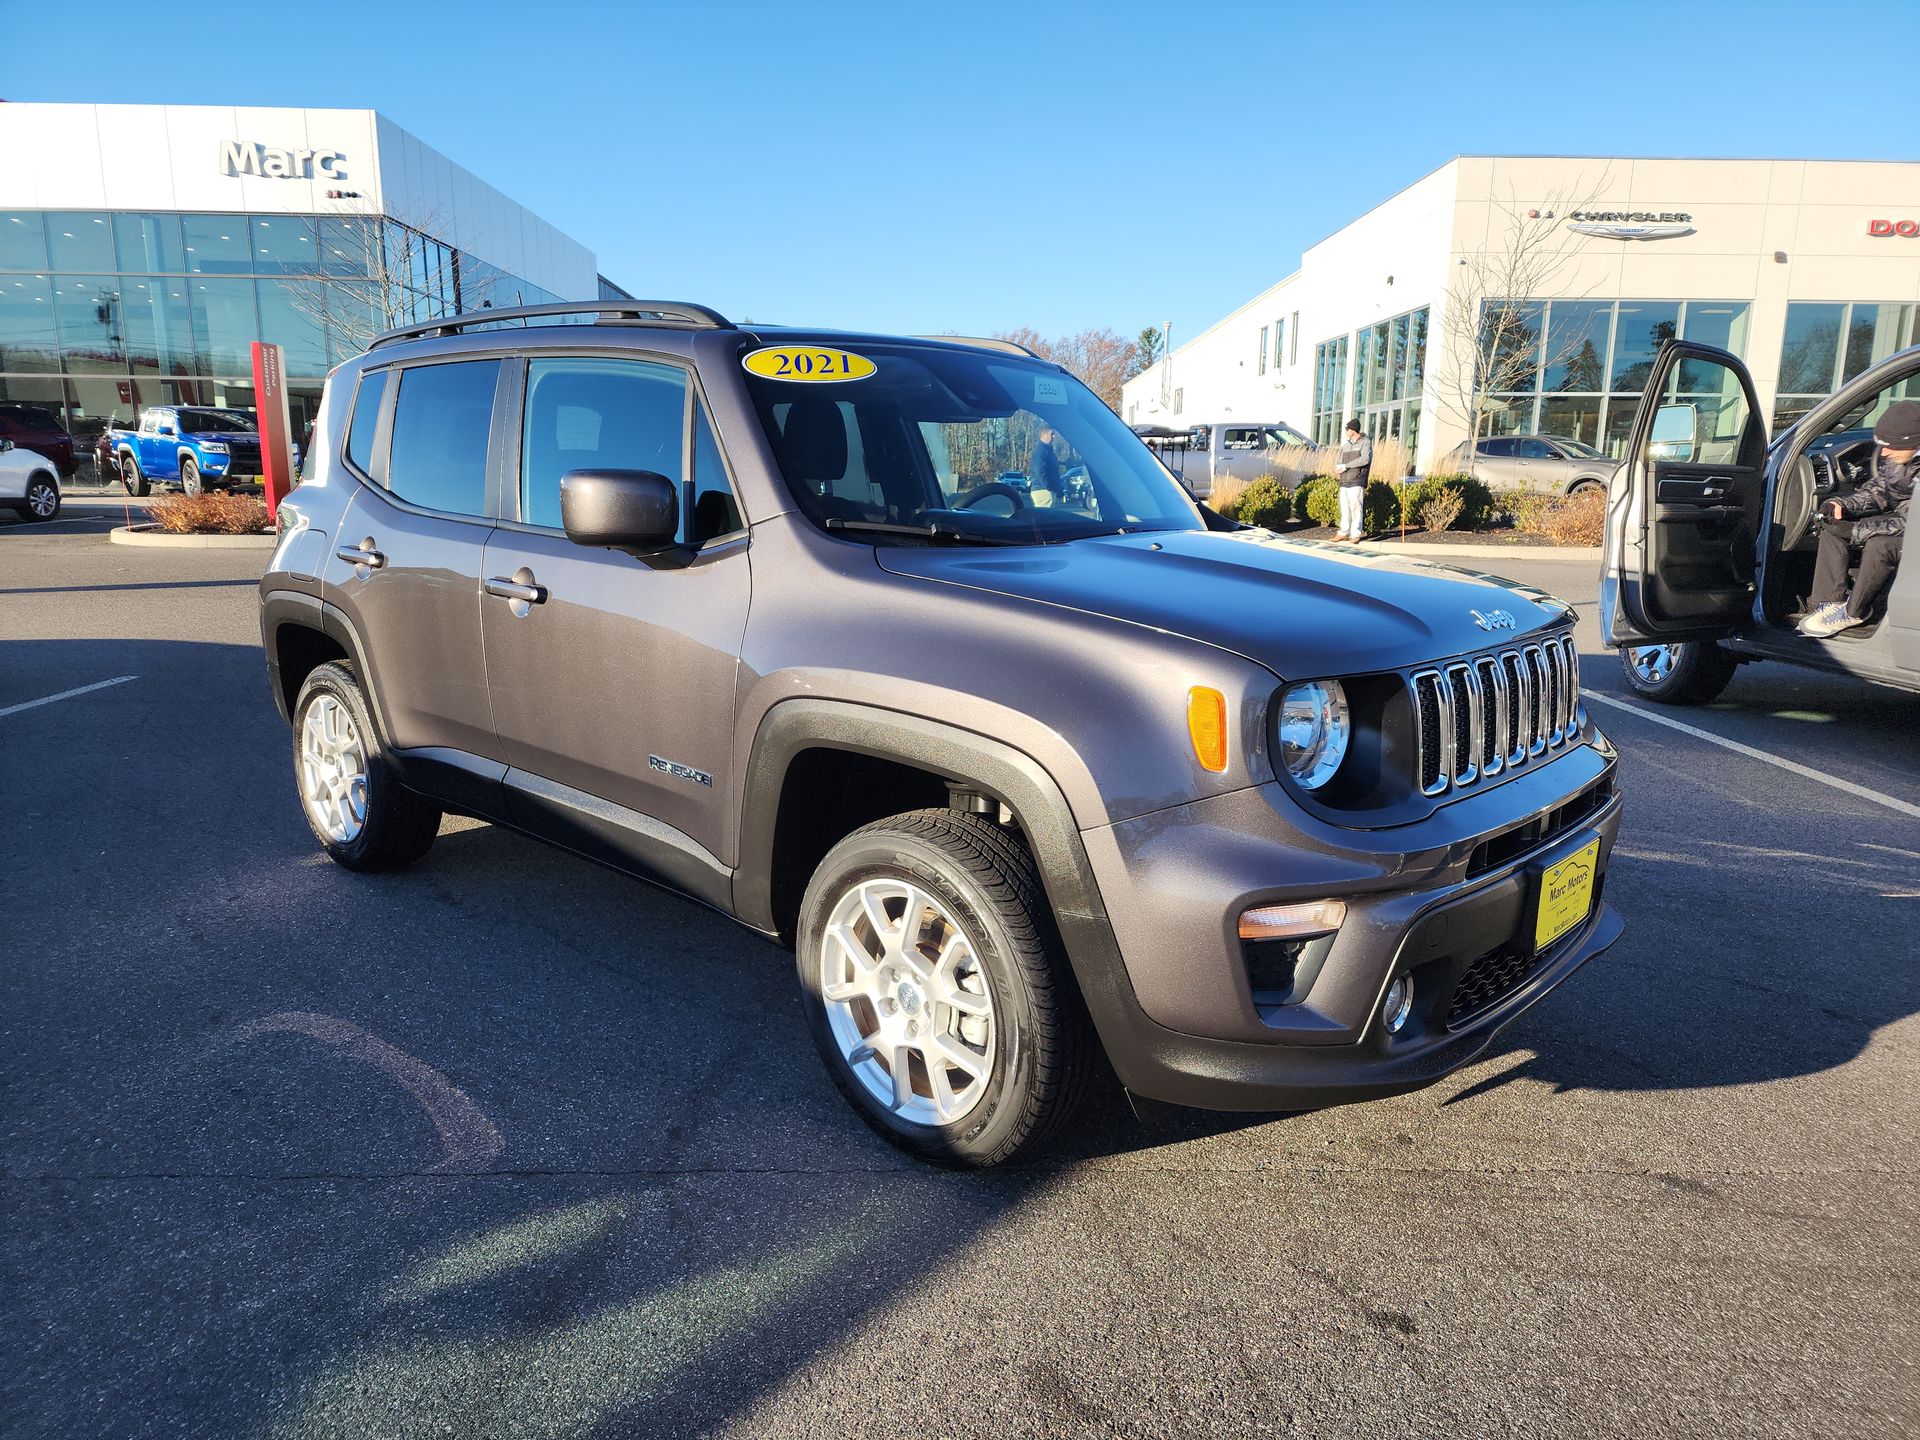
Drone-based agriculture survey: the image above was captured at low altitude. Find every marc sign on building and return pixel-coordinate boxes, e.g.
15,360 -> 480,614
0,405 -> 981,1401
218,141 -> 348,180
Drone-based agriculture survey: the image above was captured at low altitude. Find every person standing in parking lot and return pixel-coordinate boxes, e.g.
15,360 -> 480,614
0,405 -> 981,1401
1798,400 -> 1917,637
1335,418 -> 1372,541
1030,425 -> 1061,494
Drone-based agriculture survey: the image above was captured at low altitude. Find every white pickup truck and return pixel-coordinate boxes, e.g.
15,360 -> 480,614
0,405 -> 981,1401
1135,421 -> 1315,499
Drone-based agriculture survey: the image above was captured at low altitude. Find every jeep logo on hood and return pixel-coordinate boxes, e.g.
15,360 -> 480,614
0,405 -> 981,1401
1471,609 -> 1517,632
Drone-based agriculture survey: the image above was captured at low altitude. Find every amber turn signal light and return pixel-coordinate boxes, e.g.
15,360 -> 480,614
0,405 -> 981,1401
1187,686 -> 1228,773
1238,899 -> 1348,941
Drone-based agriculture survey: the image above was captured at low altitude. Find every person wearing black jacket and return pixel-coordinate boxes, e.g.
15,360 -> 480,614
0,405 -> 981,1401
1798,400 -> 1917,638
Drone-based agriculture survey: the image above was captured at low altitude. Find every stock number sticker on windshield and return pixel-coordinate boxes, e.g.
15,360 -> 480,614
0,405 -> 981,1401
742,346 -> 876,382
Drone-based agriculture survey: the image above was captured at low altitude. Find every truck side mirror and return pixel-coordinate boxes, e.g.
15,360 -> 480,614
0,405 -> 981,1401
0,438 -> 12,452
560,469 -> 680,555
1649,403 -> 1697,463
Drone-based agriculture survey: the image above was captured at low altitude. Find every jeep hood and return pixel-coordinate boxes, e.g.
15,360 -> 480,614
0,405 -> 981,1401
875,529 -> 1572,678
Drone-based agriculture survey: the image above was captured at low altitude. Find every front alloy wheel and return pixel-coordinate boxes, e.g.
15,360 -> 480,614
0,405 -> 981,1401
797,809 -> 1096,1167
819,877 -> 997,1126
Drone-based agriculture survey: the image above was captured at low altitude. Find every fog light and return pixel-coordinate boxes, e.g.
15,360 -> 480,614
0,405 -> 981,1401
1381,975 -> 1413,1034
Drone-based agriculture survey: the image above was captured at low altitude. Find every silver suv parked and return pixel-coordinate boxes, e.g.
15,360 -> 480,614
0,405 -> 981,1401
259,302 -> 1624,1167
1440,434 -> 1620,496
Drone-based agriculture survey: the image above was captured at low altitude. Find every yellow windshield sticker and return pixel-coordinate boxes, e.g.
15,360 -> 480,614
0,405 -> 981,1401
742,346 -> 877,382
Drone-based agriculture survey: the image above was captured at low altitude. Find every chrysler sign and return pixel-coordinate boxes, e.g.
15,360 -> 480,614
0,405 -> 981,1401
1528,206 -> 1696,241
219,142 -> 348,180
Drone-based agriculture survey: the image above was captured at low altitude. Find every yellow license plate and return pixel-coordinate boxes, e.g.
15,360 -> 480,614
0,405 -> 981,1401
1535,837 -> 1600,951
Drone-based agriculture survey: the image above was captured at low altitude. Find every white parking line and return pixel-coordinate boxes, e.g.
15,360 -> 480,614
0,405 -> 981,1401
1583,688 -> 1920,821
0,674 -> 139,719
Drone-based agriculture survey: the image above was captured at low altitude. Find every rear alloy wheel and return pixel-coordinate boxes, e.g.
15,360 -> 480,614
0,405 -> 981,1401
796,809 -> 1096,1167
120,453 -> 149,497
23,474 -> 60,521
1618,640 -> 1738,705
291,662 -> 442,871
179,456 -> 203,496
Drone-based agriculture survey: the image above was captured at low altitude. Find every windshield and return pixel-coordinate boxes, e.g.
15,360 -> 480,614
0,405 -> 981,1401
178,409 -> 253,432
741,341 -> 1204,544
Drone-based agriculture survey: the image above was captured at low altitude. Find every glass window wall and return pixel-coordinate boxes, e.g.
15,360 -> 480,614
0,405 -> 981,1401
0,207 -> 583,480
1773,301 -> 1917,430
1485,297 -> 1750,458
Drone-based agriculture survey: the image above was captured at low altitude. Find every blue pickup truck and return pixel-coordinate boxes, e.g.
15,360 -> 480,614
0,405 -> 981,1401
110,406 -> 293,496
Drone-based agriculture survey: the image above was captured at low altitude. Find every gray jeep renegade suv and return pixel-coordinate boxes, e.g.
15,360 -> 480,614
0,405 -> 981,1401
259,301 -> 1624,1167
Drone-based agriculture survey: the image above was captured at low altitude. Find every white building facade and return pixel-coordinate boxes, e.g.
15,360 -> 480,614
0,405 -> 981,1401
0,103 -> 622,467
1123,156 -> 1920,473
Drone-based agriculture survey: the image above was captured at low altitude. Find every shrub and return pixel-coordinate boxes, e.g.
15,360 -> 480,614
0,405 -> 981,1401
1418,486 -> 1465,534
1516,487 -> 1607,546
147,493 -> 271,535
1399,473 -> 1495,531
1299,476 -> 1400,533
1226,475 -> 1291,529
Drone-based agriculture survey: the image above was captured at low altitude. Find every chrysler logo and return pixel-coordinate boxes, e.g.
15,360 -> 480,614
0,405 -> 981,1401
1568,220 -> 1695,242
1471,609 -> 1516,632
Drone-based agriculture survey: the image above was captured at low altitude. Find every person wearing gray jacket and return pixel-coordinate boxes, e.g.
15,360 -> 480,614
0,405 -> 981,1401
1334,418 -> 1372,541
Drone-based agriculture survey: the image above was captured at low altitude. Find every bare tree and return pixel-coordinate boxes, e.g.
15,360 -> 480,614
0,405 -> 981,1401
1429,181 -> 1610,470
277,210 -> 499,361
995,326 -> 1142,410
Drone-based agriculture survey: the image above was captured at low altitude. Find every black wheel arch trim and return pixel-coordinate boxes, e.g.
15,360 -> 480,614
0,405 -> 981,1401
259,590 -> 393,739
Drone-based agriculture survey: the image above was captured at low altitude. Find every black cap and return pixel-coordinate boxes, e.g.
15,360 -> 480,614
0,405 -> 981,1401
1345,418 -> 1362,434
1873,399 -> 1920,449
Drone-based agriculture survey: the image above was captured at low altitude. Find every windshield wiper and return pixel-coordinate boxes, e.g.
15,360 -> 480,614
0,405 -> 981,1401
823,518 -> 1026,546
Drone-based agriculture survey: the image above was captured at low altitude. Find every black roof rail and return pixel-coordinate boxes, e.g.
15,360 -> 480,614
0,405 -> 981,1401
914,334 -> 1043,359
370,300 -> 734,349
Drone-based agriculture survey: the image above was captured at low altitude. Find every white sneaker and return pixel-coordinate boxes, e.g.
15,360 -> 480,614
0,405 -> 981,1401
1798,601 -> 1863,638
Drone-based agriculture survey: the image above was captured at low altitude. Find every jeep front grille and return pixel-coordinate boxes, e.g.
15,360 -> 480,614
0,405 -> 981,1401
1409,633 -> 1580,798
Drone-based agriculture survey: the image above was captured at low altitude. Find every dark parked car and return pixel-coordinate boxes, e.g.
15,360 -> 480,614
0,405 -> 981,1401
260,301 -> 1623,1167
1603,340 -> 1920,702
0,403 -> 77,479
1439,434 -> 1620,496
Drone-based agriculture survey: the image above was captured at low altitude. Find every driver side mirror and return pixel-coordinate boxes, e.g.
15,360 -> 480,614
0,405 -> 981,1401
560,469 -> 679,555
0,438 -> 12,453
1649,404 -> 1697,463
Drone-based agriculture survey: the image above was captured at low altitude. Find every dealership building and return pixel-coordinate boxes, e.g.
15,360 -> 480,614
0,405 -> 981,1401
0,103 -> 626,475
1122,155 -> 1920,473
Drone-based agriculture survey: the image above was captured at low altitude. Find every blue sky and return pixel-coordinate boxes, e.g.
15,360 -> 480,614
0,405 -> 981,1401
5,0 -> 1915,343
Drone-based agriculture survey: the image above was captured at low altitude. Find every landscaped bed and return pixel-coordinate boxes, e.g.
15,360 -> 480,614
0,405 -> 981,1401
1207,471 -> 1605,547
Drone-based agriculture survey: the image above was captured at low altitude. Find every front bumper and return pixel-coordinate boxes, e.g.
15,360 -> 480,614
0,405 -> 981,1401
1069,738 -> 1623,1112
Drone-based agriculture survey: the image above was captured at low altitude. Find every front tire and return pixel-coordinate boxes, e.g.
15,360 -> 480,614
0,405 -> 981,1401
291,662 -> 442,871
1618,640 -> 1738,705
179,456 -> 203,496
796,809 -> 1096,1168
22,473 -> 60,521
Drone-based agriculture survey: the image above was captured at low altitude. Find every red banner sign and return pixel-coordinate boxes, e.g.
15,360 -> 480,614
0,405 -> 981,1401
250,340 -> 295,519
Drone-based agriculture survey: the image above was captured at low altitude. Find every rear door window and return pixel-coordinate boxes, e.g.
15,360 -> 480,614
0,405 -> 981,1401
386,360 -> 500,517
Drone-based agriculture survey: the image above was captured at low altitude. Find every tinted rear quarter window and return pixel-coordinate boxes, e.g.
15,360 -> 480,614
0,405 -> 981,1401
386,360 -> 499,516
345,368 -> 390,477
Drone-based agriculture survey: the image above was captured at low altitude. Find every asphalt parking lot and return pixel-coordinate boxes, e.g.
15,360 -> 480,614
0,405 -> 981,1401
4,504 -> 1916,1439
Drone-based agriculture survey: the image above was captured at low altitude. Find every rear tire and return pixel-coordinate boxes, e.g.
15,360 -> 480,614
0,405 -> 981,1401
290,662 -> 442,871
120,452 -> 149,497
796,808 -> 1097,1168
1618,641 -> 1738,705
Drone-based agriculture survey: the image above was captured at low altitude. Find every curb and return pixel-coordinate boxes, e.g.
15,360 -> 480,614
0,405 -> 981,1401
109,524 -> 276,550
1359,541 -> 1601,563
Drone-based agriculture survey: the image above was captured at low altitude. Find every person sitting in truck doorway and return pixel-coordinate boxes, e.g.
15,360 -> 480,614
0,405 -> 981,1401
1798,399 -> 1918,637
1333,418 -> 1372,542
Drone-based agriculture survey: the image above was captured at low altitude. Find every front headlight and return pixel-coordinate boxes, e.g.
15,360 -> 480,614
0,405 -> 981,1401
1278,679 -> 1350,790
201,443 -> 229,456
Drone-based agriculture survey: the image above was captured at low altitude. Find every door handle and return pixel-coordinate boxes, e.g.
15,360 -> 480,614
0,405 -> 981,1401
484,575 -> 547,604
335,539 -> 386,569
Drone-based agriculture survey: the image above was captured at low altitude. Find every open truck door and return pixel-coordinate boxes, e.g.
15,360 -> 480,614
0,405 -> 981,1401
1601,340 -> 1768,647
